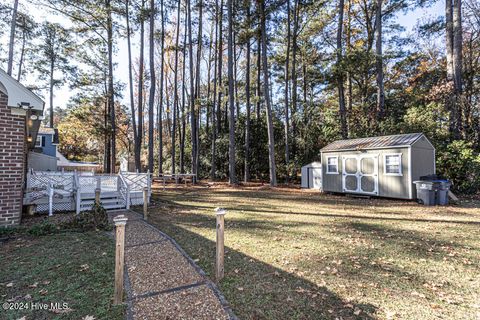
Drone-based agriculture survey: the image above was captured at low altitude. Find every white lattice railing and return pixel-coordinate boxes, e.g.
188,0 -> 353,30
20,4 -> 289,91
25,171 -> 76,214
26,170 -> 151,215
119,171 -> 151,206
118,174 -> 130,210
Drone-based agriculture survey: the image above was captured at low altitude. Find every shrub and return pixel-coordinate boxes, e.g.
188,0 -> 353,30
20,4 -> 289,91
436,140 -> 480,194
63,203 -> 111,231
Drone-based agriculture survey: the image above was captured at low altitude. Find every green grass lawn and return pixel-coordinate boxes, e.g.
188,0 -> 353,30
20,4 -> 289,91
146,184 -> 480,320
0,229 -> 124,320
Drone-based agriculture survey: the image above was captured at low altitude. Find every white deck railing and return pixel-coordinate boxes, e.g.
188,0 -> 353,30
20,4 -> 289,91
24,170 -> 152,215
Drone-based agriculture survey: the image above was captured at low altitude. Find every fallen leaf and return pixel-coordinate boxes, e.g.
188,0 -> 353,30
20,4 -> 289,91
6,282 -> 14,287
237,287 -> 244,291
354,308 -> 362,315
39,289 -> 48,295
82,316 -> 96,320
42,280 -> 51,285
29,282 -> 38,288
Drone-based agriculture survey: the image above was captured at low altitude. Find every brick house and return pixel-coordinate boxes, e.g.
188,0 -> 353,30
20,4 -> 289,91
0,68 -> 45,227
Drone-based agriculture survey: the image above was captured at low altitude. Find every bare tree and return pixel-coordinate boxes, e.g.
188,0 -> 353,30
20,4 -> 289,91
148,0 -> 156,173
337,0 -> 348,138
284,0 -> 291,181
244,0 -> 251,182
136,0 -> 146,172
158,0 -> 165,175
126,0 -> 138,172
227,0 -> 236,184
375,0 -> 385,120
7,0 -> 19,76
187,0 -> 197,181
258,0 -> 277,186
172,0 -> 182,175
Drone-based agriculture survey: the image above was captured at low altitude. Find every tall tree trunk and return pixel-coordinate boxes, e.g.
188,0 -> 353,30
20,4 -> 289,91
375,0 -> 384,120
346,0 -> 353,118
233,31 -> 240,118
337,0 -> 347,138
258,0 -> 277,186
107,0 -> 116,173
227,0 -> 237,184
126,0 -> 138,172
172,0 -> 181,175
49,56 -> 55,128
195,0 -> 203,180
291,0 -> 299,158
244,0 -> 251,183
17,17 -> 26,82
284,0 -> 291,182
445,0 -> 454,81
211,0 -> 220,180
256,34 -> 261,120
452,0 -> 463,136
158,0 -> 165,175
206,26 -> 213,134
7,0 -> 19,76
216,0 -> 224,135
136,0 -> 146,172
148,0 -> 156,173
180,6 -> 188,174
187,0 -> 197,182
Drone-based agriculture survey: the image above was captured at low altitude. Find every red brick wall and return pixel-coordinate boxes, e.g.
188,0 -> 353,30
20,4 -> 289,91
0,91 -> 26,227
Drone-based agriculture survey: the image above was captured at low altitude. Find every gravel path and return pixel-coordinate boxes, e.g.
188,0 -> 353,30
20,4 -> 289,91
109,210 -> 236,320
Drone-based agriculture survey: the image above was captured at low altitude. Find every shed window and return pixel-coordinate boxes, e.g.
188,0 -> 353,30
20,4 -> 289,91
326,156 -> 338,174
384,154 -> 402,175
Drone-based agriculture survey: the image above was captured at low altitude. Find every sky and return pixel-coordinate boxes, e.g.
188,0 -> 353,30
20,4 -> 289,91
3,1 -> 445,113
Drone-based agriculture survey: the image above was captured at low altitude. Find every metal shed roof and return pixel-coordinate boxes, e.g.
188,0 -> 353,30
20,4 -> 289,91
321,133 -> 425,152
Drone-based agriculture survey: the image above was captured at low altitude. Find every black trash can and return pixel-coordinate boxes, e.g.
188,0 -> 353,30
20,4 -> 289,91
436,180 -> 451,205
414,181 -> 439,206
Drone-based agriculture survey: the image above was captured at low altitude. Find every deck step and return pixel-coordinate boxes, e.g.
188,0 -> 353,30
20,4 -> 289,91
80,195 -> 126,211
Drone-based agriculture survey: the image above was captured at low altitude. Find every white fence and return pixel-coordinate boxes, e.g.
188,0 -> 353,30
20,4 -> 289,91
24,170 -> 152,215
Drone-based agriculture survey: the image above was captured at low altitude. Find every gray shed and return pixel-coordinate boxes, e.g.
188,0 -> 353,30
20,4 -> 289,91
320,133 -> 435,199
301,162 -> 322,189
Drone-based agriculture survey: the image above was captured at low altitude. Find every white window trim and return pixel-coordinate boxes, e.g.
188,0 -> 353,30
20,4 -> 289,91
326,156 -> 339,174
384,153 -> 403,176
35,135 -> 44,147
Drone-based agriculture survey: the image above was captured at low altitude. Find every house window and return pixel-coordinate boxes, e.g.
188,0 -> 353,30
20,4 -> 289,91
35,135 -> 44,147
384,154 -> 402,175
326,156 -> 338,174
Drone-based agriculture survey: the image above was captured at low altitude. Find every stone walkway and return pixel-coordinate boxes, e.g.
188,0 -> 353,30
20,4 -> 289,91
108,210 -> 236,320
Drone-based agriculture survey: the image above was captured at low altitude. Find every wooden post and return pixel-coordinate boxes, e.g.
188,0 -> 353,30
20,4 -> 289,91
48,182 -> 54,217
143,187 -> 148,220
215,208 -> 226,282
113,215 -> 128,305
95,188 -> 101,205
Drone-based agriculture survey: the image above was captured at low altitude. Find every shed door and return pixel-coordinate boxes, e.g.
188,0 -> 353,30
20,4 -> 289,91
342,155 -> 378,195
342,156 -> 358,192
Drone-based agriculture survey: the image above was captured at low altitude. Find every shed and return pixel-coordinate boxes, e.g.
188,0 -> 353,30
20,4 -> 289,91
301,162 -> 322,189
320,133 -> 435,199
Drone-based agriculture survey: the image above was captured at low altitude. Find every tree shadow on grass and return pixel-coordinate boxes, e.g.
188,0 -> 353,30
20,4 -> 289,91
144,211 -> 378,320
152,194 -> 480,226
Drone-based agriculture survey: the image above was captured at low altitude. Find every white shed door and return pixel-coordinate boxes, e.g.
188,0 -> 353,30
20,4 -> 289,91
342,155 -> 378,195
